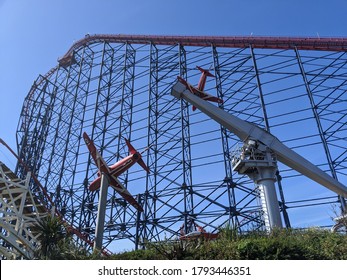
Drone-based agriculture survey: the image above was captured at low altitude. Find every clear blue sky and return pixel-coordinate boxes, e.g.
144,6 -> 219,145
0,0 -> 346,234
1,0 -> 346,168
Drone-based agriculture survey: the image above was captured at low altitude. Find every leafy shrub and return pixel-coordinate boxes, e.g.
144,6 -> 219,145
33,220 -> 347,260
109,228 -> 347,260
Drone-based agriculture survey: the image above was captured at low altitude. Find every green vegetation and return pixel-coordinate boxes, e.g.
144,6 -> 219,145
110,227 -> 347,260
32,215 -> 89,260
33,216 -> 347,260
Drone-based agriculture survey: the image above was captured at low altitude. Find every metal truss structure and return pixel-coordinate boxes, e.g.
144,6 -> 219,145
0,161 -> 49,259
15,35 -> 347,252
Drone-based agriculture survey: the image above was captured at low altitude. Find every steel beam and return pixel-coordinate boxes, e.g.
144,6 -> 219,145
171,81 -> 347,198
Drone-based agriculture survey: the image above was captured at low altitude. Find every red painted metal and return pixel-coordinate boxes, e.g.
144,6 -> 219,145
83,132 -> 149,212
59,34 -> 347,66
0,138 -> 112,257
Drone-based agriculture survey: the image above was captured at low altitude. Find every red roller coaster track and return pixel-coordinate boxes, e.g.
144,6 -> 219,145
17,34 -> 347,254
58,34 -> 347,66
23,34 -> 347,138
27,34 -> 346,128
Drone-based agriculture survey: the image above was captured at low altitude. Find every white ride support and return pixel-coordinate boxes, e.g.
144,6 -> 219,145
171,81 -> 347,231
232,140 -> 283,230
0,162 -> 50,259
171,81 -> 347,198
93,173 -> 109,252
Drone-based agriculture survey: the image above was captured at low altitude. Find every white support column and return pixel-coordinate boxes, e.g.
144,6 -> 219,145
0,162 -> 48,259
233,142 -> 283,231
253,166 -> 283,230
171,81 -> 347,198
93,173 -> 109,252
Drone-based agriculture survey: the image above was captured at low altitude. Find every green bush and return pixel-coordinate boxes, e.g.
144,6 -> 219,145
108,228 -> 347,260
111,248 -> 164,260
33,221 -> 347,259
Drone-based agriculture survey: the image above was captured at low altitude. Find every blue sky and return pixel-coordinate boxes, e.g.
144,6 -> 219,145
1,0 -> 347,167
0,0 -> 346,236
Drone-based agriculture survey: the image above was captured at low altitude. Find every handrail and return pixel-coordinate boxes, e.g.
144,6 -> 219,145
58,34 -> 347,66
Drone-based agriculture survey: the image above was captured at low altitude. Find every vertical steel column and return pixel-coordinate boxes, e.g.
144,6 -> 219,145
142,43 -> 159,244
87,42 -> 116,246
250,46 -> 291,228
42,59 -> 74,216
90,42 -> 139,249
68,46 -> 95,238
19,75 -> 58,192
295,48 -> 347,213
15,36 -> 347,253
93,173 -> 109,251
212,45 -> 238,228
94,42 -> 117,151
83,42 -> 107,233
253,161 -> 282,230
115,43 -> 138,246
111,43 -> 136,233
76,45 -> 98,238
178,44 -> 194,235
56,46 -> 89,225
249,47 -> 270,131
117,43 -> 136,141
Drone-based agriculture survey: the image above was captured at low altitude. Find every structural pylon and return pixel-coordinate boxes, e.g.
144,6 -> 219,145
0,161 -> 49,259
232,140 -> 282,230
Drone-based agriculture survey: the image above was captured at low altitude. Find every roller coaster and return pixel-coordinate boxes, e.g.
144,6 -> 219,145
1,34 -> 347,257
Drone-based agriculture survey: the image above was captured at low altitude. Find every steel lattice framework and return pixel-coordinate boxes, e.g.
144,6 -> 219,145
16,35 -> 347,252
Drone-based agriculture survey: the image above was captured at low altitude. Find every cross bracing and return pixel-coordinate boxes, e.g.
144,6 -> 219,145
15,35 -> 347,252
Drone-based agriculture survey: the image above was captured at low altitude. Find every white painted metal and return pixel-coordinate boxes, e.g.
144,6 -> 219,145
93,173 -> 109,252
171,81 -> 347,198
0,162 -> 49,259
232,139 -> 283,230
256,166 -> 283,230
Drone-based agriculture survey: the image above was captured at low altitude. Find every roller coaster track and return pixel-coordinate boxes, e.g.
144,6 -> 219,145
0,161 -> 49,259
23,34 -> 347,128
23,34 -> 347,144
0,139 -> 111,259
57,34 -> 347,66
13,34 -> 347,253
